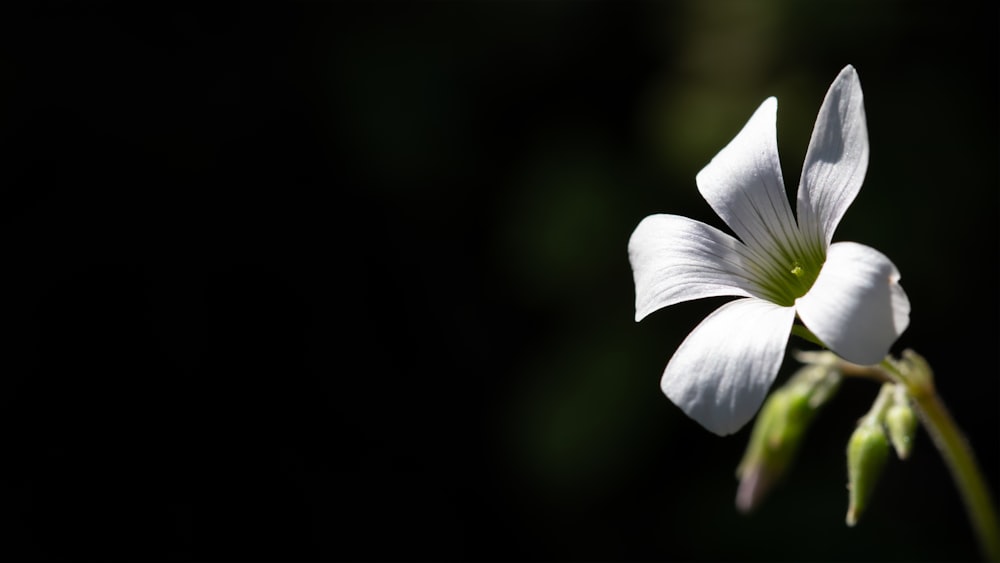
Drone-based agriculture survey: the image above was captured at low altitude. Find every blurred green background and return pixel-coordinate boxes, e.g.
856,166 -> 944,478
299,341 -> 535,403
1,1 -> 997,561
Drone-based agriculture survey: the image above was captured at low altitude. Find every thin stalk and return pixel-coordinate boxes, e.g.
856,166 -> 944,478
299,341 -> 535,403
908,385 -> 1000,562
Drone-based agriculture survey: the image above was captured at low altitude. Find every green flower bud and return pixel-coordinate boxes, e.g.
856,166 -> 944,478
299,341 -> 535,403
735,362 -> 842,513
846,422 -> 890,526
885,396 -> 918,460
765,385 -> 813,447
735,389 -> 797,513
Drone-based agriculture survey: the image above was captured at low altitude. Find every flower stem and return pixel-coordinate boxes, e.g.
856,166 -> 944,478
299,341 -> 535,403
909,386 -> 1000,561
880,357 -> 1000,562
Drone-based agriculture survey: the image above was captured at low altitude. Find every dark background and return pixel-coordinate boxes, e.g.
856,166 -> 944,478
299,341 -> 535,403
1,1 -> 997,561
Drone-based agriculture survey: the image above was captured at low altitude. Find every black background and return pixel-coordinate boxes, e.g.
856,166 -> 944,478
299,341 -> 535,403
1,2 -> 998,561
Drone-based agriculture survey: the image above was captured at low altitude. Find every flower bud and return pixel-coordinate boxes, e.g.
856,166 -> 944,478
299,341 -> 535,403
885,396 -> 918,460
735,363 -> 841,513
736,389 -> 795,513
846,422 -> 890,526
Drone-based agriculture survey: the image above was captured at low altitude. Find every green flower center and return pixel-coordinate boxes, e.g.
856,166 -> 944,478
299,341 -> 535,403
754,249 -> 825,307
787,259 -> 818,298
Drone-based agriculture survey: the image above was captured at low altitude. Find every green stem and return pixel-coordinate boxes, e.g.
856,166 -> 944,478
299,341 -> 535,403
911,387 -> 1000,561
880,359 -> 1000,562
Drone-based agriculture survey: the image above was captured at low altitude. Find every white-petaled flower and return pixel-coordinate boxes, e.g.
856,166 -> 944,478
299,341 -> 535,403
628,65 -> 910,436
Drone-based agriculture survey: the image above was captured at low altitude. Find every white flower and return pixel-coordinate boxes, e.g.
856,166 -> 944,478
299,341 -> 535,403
628,65 -> 910,436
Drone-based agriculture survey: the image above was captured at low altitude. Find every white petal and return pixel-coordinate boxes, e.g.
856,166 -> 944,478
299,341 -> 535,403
796,65 -> 870,247
796,242 -> 910,365
629,214 -> 769,321
661,298 -> 796,436
695,97 -> 804,270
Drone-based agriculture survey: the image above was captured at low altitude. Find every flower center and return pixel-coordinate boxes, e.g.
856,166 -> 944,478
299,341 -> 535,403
783,255 -> 823,304
753,250 -> 825,307
788,259 -> 816,299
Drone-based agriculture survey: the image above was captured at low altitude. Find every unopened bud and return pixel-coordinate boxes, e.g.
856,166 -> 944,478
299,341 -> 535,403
846,422 -> 890,526
885,394 -> 917,460
735,362 -> 841,513
735,389 -> 802,513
